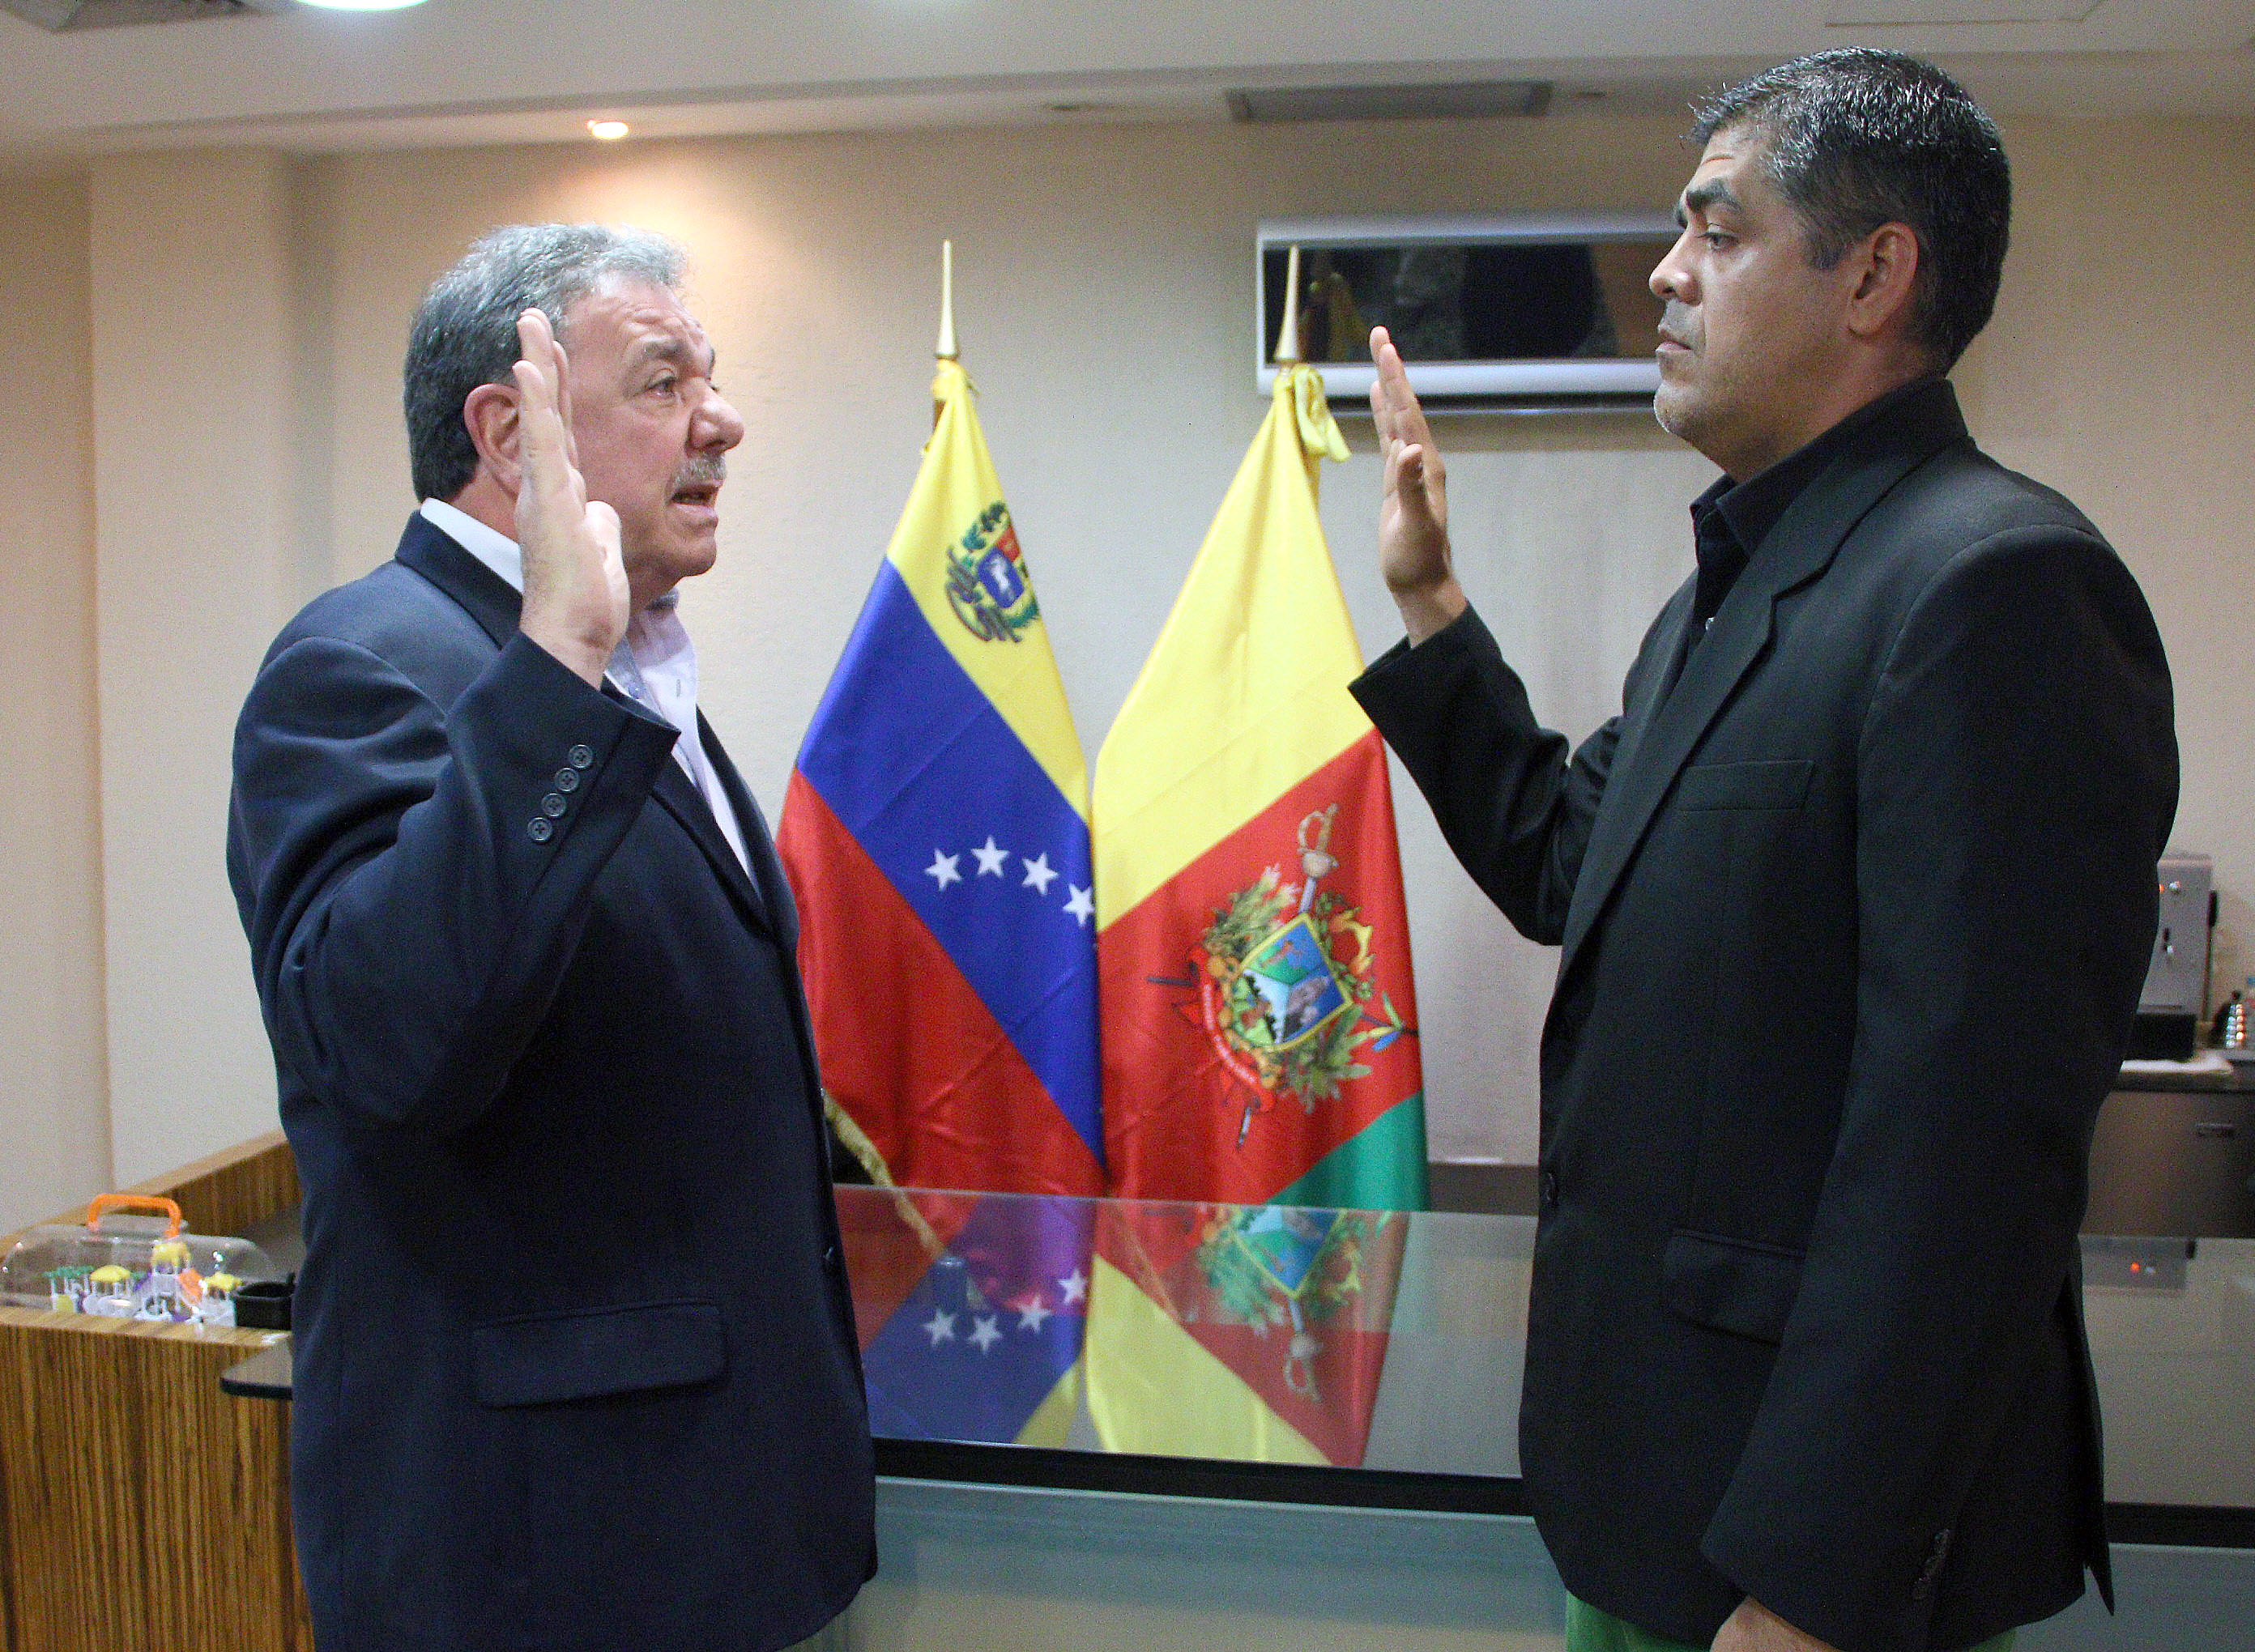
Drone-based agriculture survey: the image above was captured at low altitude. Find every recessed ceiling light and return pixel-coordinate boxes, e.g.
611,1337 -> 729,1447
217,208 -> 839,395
587,120 -> 632,142
296,0 -> 428,11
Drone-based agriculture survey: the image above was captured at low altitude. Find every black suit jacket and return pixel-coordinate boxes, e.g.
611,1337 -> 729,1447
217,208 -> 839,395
1352,382 -> 2176,1652
227,516 -> 875,1652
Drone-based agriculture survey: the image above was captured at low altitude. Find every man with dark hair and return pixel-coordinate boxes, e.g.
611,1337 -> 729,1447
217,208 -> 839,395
228,226 -> 873,1651
1353,49 -> 2175,1652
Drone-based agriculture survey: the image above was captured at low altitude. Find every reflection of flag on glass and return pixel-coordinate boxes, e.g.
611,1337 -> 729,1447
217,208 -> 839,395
1085,1198 -> 1408,1466
1093,362 -> 1426,1208
779,360 -> 1102,1196
839,1188 -> 1093,1447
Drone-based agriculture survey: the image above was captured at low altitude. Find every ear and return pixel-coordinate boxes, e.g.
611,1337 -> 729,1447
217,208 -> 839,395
1844,222 -> 1921,347
462,381 -> 525,496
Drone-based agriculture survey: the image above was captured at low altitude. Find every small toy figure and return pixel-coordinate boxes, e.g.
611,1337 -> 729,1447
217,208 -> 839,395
194,1272 -> 241,1328
85,1263 -> 136,1318
138,1240 -> 194,1322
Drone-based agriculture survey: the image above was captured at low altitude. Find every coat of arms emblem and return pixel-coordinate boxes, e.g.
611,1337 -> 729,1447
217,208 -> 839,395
1194,805 -> 1413,1147
1193,1203 -> 1370,1399
944,501 -> 1041,643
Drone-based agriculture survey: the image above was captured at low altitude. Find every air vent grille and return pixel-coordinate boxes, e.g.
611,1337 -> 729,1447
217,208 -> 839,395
1228,81 -> 1553,124
3,0 -> 284,31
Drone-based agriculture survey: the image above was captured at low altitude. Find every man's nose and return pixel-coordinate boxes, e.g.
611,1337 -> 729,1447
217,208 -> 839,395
694,388 -> 746,453
1650,232 -> 1696,304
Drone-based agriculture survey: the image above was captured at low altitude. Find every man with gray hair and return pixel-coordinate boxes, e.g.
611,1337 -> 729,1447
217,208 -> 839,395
228,225 -> 873,1651
1355,49 -> 2175,1652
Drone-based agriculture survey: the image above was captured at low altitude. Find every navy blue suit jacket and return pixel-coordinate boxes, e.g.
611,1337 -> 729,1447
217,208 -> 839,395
1353,382 -> 2177,1652
227,515 -> 874,1652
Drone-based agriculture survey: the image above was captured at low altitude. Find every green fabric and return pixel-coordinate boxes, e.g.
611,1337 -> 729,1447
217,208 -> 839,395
1268,1091 -> 1429,1211
1565,1594 -> 2015,1652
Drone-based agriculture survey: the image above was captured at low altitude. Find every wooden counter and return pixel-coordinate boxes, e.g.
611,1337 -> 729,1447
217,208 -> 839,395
0,1131 -> 311,1652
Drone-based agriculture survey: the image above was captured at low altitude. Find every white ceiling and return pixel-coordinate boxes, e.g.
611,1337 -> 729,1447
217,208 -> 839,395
2,0 -> 2252,164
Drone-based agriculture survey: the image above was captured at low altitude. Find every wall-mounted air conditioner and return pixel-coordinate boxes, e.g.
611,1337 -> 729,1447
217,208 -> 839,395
1256,213 -> 1680,414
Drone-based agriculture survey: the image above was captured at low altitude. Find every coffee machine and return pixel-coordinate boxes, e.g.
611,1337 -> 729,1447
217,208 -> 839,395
2128,851 -> 2214,1062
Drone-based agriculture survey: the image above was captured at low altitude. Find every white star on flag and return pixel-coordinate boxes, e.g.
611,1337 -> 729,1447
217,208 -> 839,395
1014,1295 -> 1054,1333
968,1314 -> 1003,1354
1057,1268 -> 1088,1305
1064,884 -> 1093,926
923,849 -> 962,889
971,837 -> 1011,877
1021,853 -> 1059,895
922,1308 -> 958,1346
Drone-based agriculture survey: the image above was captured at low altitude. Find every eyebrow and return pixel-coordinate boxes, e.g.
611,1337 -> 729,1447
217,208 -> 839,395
1677,178 -> 1741,227
632,335 -> 718,374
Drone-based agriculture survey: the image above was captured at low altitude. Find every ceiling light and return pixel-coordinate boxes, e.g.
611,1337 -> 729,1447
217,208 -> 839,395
587,120 -> 631,142
295,0 -> 428,11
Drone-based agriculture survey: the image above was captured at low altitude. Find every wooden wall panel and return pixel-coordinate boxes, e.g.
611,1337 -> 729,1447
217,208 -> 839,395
0,1316 -> 313,1652
0,1132 -> 299,1261
123,1131 -> 301,1245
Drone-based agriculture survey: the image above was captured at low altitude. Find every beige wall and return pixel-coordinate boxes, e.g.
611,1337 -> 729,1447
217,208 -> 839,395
6,110 -> 2250,1190
0,177 -> 109,1235
89,152 -> 317,1186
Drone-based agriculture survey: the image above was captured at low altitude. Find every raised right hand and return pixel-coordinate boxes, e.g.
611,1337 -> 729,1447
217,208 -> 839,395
1370,326 -> 1467,645
513,309 -> 628,686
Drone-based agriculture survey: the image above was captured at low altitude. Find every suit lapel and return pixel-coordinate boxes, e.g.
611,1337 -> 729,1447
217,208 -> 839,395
647,756 -> 776,943
1556,397 -> 1971,981
697,716 -> 829,1121
394,513 -> 525,651
394,513 -> 779,942
699,713 -> 798,951
1596,580 -> 1699,818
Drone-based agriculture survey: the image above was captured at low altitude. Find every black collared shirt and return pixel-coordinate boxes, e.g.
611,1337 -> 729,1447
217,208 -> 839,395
1685,375 -> 1945,632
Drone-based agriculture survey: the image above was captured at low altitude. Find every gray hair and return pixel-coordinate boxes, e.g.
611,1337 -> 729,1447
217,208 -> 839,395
1691,49 -> 2010,369
404,223 -> 686,502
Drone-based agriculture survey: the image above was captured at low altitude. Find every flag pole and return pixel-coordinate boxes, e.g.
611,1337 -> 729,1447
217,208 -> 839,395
932,240 -> 958,432
1240,240 -> 1307,1153
936,239 -> 958,361
1272,243 -> 1303,367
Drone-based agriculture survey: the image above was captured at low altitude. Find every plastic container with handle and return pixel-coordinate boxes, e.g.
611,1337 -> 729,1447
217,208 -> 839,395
1,1194 -> 279,1326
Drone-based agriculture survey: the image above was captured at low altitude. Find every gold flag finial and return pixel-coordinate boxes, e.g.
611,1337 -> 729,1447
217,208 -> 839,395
1272,244 -> 1303,367
936,239 -> 959,362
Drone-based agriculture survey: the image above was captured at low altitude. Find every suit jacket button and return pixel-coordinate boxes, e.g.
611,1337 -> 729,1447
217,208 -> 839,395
825,1245 -> 839,1266
541,793 -> 568,819
567,743 -> 595,770
1541,1171 -> 1559,1211
526,818 -> 554,844
554,768 -> 580,793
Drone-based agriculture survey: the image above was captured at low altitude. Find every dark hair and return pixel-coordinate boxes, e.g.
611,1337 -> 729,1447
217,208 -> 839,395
403,224 -> 685,502
1691,49 -> 2010,368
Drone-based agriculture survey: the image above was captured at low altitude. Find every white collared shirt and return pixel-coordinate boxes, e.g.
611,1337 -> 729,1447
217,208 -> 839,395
420,499 -> 751,875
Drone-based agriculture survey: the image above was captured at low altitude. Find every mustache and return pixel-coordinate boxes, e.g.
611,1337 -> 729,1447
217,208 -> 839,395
1658,301 -> 1696,348
671,455 -> 727,492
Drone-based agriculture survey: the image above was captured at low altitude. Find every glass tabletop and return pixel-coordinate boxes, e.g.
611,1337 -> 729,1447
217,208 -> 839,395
838,1186 -> 2255,1511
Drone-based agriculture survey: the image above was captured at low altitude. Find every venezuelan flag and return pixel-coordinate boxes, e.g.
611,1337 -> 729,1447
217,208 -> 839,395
1091,364 -> 1427,1210
780,360 -> 1102,1197
838,1186 -> 1093,1450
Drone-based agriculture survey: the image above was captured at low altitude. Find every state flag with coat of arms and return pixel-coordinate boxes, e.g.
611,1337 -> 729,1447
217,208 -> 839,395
1090,350 -> 1427,1211
1084,276 -> 1428,1465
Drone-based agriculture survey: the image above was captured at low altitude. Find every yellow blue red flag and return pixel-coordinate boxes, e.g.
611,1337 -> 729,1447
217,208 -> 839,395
779,360 -> 1102,1197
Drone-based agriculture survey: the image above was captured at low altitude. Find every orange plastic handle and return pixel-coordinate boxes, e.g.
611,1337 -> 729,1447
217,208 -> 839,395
84,1194 -> 185,1239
